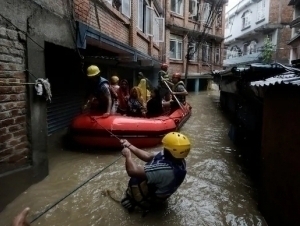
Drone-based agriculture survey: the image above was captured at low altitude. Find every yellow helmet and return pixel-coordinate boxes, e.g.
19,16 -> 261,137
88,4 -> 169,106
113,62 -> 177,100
162,132 -> 191,159
111,75 -> 119,84
87,65 -> 100,77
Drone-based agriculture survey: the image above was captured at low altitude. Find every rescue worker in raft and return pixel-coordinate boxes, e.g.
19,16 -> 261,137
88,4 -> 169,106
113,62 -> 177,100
157,63 -> 173,99
83,65 -> 112,118
170,72 -> 188,111
120,132 -> 191,212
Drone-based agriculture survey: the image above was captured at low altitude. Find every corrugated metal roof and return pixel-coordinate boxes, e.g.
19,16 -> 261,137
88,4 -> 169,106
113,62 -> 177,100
250,72 -> 300,87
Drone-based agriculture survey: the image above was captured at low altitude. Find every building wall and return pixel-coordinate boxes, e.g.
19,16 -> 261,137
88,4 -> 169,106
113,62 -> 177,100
0,26 -> 27,172
260,85 -> 300,226
0,0 -> 75,211
224,0 -> 292,66
165,0 -> 225,75
225,0 -> 270,41
74,0 -> 162,63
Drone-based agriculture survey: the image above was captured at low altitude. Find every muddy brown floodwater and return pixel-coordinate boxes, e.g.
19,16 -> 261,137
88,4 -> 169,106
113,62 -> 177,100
0,91 -> 267,226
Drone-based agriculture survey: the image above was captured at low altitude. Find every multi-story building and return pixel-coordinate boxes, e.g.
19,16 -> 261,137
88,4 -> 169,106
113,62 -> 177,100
74,0 -> 165,87
223,0 -> 292,67
288,0 -> 300,63
164,0 -> 227,90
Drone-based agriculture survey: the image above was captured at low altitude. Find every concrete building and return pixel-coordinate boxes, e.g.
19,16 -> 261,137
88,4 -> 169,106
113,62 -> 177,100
288,0 -> 300,62
164,0 -> 227,91
0,0 -> 78,210
224,0 -> 292,67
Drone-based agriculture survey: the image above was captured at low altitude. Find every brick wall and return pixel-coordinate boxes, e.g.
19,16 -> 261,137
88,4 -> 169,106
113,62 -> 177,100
0,25 -> 28,172
137,34 -> 150,54
269,0 -> 293,24
165,0 -> 226,75
74,0 -> 161,58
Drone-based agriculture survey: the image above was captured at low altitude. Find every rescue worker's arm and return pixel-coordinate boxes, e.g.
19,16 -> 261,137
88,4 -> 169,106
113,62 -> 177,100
172,85 -> 188,95
122,147 -> 147,179
83,95 -> 96,110
102,84 -> 112,116
120,139 -> 155,162
105,92 -> 112,113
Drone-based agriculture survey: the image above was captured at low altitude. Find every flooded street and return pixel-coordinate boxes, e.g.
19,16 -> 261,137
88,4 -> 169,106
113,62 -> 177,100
0,91 -> 267,226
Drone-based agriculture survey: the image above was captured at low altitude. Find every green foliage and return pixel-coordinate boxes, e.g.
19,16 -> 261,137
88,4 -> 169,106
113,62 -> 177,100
261,37 -> 275,64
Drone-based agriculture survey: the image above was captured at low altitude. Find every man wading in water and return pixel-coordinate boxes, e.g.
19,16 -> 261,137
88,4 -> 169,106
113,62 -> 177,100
120,132 -> 191,213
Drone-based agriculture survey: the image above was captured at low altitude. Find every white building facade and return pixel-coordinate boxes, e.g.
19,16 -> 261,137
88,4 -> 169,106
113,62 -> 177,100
223,0 -> 292,67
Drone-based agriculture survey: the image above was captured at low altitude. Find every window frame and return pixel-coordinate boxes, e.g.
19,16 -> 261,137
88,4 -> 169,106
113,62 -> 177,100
202,42 -> 211,62
242,11 -> 250,29
171,0 -> 184,16
215,47 -> 220,64
153,15 -> 165,43
189,42 -> 197,61
170,34 -> 183,60
257,0 -> 266,22
189,0 -> 198,18
121,0 -> 131,18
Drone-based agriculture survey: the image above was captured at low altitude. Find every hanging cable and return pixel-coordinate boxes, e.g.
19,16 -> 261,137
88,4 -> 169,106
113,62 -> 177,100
29,154 -> 123,224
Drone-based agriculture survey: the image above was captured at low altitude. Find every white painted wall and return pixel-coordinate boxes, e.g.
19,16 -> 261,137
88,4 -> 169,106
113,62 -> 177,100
224,0 -> 270,42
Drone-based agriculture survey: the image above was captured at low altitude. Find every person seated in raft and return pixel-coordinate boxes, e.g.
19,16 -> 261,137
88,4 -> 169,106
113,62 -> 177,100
120,132 -> 191,213
117,79 -> 130,115
162,93 -> 173,115
110,75 -> 120,114
138,72 -> 154,91
146,88 -> 163,118
137,78 -> 151,102
170,72 -> 188,112
127,87 -> 146,117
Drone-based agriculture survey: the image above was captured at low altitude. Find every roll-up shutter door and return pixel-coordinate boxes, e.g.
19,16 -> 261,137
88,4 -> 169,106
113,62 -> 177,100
45,43 -> 86,135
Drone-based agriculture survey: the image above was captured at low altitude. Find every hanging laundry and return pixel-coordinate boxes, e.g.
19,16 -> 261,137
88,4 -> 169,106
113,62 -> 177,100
35,78 -> 52,102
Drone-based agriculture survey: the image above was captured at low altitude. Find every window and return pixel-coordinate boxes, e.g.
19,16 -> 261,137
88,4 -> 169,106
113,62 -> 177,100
215,47 -> 220,64
249,41 -> 257,54
242,11 -> 250,29
153,16 -> 165,42
170,35 -> 183,60
243,43 -> 249,55
202,42 -> 211,62
189,0 -> 198,18
227,46 -> 242,59
171,0 -> 183,15
188,42 -> 197,61
137,0 -> 153,36
257,0 -> 266,22
121,0 -> 131,18
199,3 -> 211,23
137,0 -> 144,30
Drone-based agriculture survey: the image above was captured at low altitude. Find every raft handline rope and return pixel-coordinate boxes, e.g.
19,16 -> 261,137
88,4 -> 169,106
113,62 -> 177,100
30,117 -> 125,223
29,155 -> 122,223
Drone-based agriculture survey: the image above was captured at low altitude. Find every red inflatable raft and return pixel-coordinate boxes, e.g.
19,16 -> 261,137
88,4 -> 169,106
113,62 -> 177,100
69,103 -> 192,148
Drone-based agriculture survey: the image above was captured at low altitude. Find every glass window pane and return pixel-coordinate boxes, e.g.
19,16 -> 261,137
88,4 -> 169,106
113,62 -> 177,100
170,41 -> 176,58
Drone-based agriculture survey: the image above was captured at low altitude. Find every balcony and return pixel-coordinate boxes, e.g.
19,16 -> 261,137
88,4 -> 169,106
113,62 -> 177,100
290,16 -> 300,28
254,23 -> 283,33
223,52 -> 261,66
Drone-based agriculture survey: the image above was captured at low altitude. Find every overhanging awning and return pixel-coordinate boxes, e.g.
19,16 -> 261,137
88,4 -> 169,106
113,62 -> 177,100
76,21 -> 161,68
